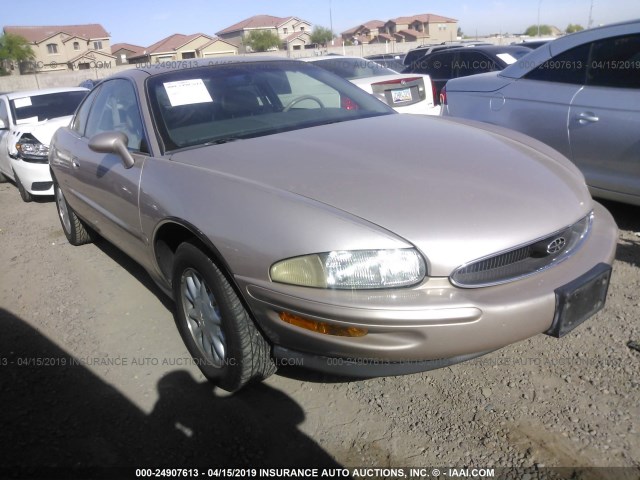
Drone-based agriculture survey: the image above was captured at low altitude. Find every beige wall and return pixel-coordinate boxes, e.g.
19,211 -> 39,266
201,42 -> 238,57
426,22 -> 458,43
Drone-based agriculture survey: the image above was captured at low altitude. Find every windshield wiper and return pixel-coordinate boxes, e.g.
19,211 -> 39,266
205,137 -> 243,145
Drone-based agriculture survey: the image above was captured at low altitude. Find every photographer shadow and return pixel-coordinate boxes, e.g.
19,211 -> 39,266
0,308 -> 344,472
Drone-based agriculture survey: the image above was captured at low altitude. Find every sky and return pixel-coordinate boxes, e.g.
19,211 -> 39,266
2,0 -> 639,46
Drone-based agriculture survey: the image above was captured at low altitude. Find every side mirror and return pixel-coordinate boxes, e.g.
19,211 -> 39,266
88,131 -> 135,169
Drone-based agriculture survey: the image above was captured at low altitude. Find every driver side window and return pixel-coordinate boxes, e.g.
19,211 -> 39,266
84,79 -> 147,152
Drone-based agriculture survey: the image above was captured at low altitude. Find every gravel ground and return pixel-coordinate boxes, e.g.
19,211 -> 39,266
0,181 -> 638,478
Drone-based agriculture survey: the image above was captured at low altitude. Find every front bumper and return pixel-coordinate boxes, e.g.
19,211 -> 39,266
236,202 -> 617,373
12,158 -> 53,195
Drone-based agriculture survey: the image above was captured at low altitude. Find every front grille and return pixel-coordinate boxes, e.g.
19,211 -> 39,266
451,212 -> 593,288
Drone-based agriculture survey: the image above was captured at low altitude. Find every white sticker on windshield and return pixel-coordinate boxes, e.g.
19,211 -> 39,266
163,79 -> 213,107
496,53 -> 517,65
14,97 -> 32,108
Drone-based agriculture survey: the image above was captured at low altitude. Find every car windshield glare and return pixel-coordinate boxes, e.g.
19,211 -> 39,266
10,91 -> 87,123
146,61 -> 394,152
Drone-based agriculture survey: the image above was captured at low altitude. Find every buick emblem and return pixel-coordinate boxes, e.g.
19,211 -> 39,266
546,237 -> 566,254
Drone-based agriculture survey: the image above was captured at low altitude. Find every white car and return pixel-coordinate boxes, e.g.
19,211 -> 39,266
300,56 -> 440,115
0,87 -> 88,201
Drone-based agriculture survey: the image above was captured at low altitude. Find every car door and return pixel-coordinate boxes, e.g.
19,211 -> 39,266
70,78 -> 149,259
0,97 -> 14,179
568,33 -> 640,201
494,43 -> 591,159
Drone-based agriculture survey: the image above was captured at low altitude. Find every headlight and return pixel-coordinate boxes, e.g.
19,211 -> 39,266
270,249 -> 426,289
16,137 -> 49,162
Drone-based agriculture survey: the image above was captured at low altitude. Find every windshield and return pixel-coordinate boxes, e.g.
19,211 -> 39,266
147,60 -> 394,152
311,58 -> 397,79
10,91 -> 87,124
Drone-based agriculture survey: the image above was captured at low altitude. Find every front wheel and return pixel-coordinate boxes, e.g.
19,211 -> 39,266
54,182 -> 95,245
172,242 -> 276,392
14,172 -> 32,202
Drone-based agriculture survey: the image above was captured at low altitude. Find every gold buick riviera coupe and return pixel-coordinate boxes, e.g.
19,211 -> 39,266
49,57 -> 617,391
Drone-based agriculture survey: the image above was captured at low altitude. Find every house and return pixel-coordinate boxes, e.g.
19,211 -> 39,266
340,20 -> 385,45
216,15 -> 313,52
381,14 -> 458,43
128,33 -> 239,64
111,43 -> 145,65
3,24 -> 116,73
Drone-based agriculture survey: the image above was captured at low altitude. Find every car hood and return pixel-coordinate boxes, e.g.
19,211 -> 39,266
8,115 -> 72,156
12,115 -> 73,143
170,114 -> 592,276
444,71 -> 513,92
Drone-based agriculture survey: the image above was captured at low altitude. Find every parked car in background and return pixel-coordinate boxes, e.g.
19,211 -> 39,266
0,87 -> 88,201
50,57 -> 616,392
513,38 -> 554,50
403,42 -> 492,66
363,53 -> 405,72
442,19 -> 640,206
404,45 -> 533,104
300,56 -> 439,115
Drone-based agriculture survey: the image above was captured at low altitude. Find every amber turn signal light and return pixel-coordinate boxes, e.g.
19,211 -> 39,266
279,312 -> 368,337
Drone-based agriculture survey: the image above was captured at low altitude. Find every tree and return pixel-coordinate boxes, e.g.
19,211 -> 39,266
566,24 -> 584,33
0,33 -> 35,75
310,26 -> 334,47
524,24 -> 553,36
244,30 -> 281,52
457,27 -> 464,38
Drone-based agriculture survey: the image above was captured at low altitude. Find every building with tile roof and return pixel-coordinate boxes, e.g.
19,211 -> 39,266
216,14 -> 313,53
341,14 -> 458,45
3,24 -> 114,73
127,33 -> 239,64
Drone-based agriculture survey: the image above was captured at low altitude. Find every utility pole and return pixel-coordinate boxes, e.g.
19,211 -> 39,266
537,0 -> 542,37
588,0 -> 594,28
330,0 -> 334,45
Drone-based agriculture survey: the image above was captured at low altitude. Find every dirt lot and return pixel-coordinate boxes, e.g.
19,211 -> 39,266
0,181 -> 638,478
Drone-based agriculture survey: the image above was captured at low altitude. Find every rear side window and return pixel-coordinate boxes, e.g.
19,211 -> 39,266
411,52 -> 453,78
586,34 -> 640,89
455,51 -> 499,77
524,43 -> 590,84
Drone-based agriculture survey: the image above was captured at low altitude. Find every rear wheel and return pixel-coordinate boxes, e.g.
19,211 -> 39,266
172,241 -> 276,392
54,182 -> 94,245
14,172 -> 32,202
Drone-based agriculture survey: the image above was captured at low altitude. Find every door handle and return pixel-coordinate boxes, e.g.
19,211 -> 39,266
72,157 -> 80,168
577,112 -> 599,124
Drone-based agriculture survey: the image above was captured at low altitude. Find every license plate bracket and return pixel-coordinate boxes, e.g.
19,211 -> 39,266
546,263 -> 612,338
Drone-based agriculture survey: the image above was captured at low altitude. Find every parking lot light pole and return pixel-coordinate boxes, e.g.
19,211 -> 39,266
537,0 -> 542,37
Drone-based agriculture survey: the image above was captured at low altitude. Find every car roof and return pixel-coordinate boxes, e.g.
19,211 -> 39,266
3,87 -> 88,99
501,18 -> 640,78
425,44 -> 533,55
299,55 -> 373,62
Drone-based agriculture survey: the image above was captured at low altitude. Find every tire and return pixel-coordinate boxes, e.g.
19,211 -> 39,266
14,172 -> 32,202
172,241 -> 276,392
54,182 -> 95,246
